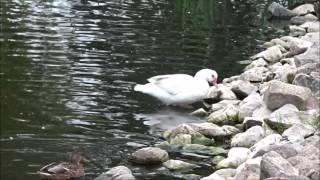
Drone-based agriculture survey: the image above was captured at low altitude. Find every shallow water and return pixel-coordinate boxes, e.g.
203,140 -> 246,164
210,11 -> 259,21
1,0 -> 283,179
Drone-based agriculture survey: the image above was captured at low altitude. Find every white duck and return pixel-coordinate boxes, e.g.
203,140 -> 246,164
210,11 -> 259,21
134,69 -> 218,106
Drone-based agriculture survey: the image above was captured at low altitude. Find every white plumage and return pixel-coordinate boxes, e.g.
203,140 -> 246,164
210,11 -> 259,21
134,69 -> 218,105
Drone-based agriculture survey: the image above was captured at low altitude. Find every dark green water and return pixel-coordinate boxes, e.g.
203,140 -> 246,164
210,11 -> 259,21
1,0 -> 284,179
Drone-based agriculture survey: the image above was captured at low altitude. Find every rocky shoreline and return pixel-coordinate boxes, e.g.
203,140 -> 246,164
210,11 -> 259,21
95,2 -> 320,180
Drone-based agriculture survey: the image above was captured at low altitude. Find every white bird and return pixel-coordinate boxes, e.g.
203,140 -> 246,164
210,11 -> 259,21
134,69 -> 218,106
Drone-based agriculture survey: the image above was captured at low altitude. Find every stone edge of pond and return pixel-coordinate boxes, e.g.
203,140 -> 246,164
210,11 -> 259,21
94,2 -> 320,180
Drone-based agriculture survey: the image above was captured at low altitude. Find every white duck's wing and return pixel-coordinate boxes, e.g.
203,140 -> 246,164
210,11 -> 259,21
148,74 -> 194,95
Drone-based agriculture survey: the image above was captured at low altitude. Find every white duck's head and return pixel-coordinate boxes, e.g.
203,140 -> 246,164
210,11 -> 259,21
194,69 -> 218,86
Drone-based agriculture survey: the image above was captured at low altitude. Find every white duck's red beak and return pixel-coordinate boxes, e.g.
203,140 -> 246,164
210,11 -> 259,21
210,78 -> 218,87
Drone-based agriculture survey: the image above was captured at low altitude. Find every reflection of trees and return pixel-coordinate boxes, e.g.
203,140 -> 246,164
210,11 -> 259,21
156,0 -> 288,78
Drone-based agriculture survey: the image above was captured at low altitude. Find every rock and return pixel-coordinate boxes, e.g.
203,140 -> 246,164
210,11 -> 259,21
205,86 -> 222,103
273,64 -> 297,83
222,125 -> 241,136
129,147 -> 169,164
191,108 -> 208,117
240,66 -> 269,83
238,92 -> 264,121
170,134 -> 192,145
265,104 -> 302,132
264,176 -> 311,180
260,151 -> 299,179
207,104 -> 239,125
251,143 -> 302,159
289,25 -> 306,36
201,173 -> 225,180
288,153 -> 320,180
243,117 -> 264,130
211,100 -> 240,111
300,21 -> 320,32
94,166 -> 134,180
191,134 -> 215,146
263,80 -> 315,110
222,75 -> 240,84
290,14 -> 318,25
190,123 -> 228,138
293,73 -> 320,96
296,63 -> 320,75
268,2 -> 297,19
301,32 -> 320,45
212,156 -> 225,166
295,45 -> 320,67
244,58 -> 268,70
292,4 -> 315,15
217,147 -> 251,169
252,104 -> 272,119
182,144 -> 227,156
234,157 -> 261,180
167,124 -> 199,140
251,46 -> 283,63
270,38 -> 290,50
163,159 -> 197,171
282,123 -> 315,140
219,84 -> 238,100
230,80 -> 257,99
214,168 -> 237,179
231,126 -> 265,148
249,134 -> 282,158
286,36 -> 312,57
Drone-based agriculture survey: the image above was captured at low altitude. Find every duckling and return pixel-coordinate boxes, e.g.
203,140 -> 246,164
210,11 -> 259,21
38,152 -> 88,180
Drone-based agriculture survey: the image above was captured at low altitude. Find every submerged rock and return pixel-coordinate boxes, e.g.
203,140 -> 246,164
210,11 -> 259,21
163,159 -> 197,171
129,147 -> 169,165
94,166 -> 135,180
182,144 -> 227,156
263,80 -> 315,110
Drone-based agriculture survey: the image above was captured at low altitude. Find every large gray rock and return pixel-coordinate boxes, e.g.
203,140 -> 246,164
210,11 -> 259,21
231,126 -> 265,148
240,67 -> 269,82
301,32 -> 320,45
289,25 -> 306,36
300,21 -> 320,32
230,80 -> 257,99
234,157 -> 262,180
263,80 -> 315,110
94,166 -> 135,180
163,159 -> 197,171
260,151 -> 299,179
129,147 -> 169,164
292,3 -> 315,15
238,92 -> 264,121
270,38 -> 290,50
268,2 -> 298,19
249,134 -> 282,158
273,64 -> 297,83
282,123 -> 315,140
293,72 -> 320,96
245,58 -> 268,70
296,63 -> 320,75
290,14 -> 319,25
265,104 -> 302,132
288,156 -> 320,180
251,143 -> 303,159
285,36 -> 312,57
295,44 -> 320,67
251,46 -> 283,63
252,104 -> 272,119
217,147 -> 251,169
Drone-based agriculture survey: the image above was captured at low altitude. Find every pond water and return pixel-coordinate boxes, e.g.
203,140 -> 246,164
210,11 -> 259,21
1,0 -> 284,179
